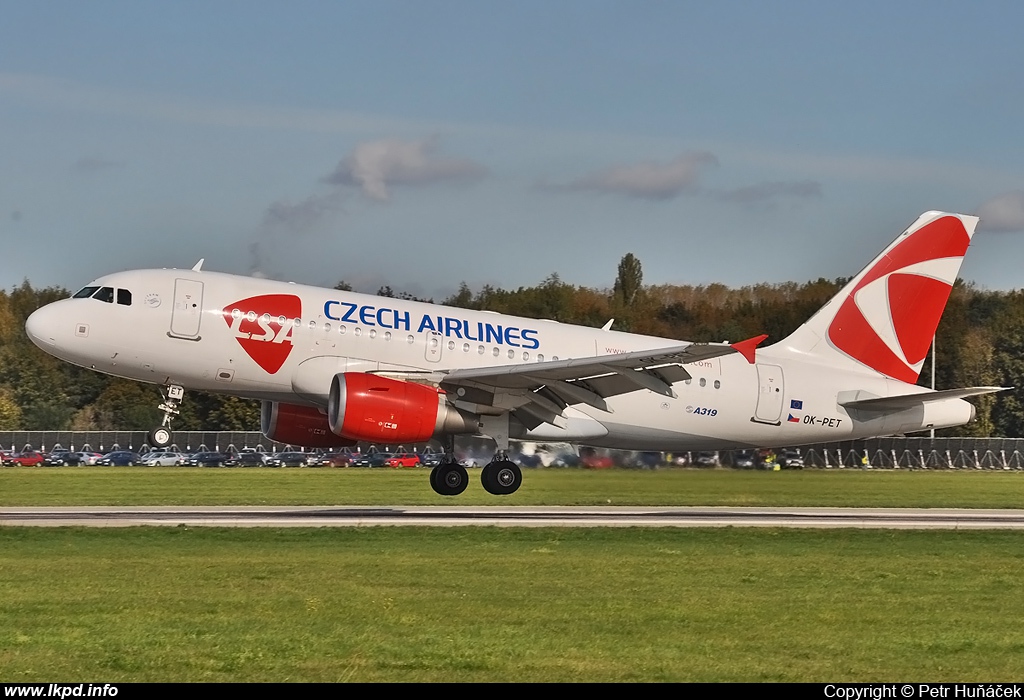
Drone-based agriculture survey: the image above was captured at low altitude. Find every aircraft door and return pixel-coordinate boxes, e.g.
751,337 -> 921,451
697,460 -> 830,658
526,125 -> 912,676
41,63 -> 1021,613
424,331 -> 443,362
753,364 -> 784,424
169,278 -> 204,340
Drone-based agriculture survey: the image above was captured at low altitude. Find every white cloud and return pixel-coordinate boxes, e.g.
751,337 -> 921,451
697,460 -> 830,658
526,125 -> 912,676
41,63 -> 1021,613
717,180 -> 822,203
323,138 -> 487,201
555,152 -> 718,200
976,191 -> 1024,232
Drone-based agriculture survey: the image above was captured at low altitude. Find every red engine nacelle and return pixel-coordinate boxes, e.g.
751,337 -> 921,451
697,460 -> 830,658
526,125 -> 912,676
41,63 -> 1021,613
328,373 -> 476,443
261,401 -> 357,448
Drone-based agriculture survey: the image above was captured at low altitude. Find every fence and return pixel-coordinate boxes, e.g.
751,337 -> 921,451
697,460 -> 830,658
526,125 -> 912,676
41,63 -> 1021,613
0,431 -> 287,455
795,437 -> 1024,470
2,431 -> 1024,469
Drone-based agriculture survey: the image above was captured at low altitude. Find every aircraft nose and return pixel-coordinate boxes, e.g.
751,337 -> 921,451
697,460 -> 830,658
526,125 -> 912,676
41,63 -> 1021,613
25,306 -> 58,350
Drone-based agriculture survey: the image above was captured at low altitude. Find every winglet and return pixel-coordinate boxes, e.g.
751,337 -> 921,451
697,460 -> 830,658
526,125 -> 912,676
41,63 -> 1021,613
731,334 -> 768,364
192,258 -> 205,272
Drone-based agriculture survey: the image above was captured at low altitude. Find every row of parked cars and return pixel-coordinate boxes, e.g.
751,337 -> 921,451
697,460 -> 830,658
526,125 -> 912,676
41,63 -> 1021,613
0,447 -> 443,468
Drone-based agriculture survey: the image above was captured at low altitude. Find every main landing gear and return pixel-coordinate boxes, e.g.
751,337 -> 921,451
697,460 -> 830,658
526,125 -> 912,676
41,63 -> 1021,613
427,437 -> 523,497
148,384 -> 184,448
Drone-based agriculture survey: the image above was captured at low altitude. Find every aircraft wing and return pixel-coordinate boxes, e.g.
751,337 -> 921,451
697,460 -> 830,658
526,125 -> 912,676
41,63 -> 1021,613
433,341 -> 740,417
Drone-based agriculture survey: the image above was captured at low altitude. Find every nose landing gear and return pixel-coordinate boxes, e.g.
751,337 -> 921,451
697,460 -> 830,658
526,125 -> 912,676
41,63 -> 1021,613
148,384 -> 184,448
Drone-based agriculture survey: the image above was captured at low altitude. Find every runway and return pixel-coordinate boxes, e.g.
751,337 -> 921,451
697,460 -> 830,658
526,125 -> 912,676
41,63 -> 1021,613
3,505 -> 1024,528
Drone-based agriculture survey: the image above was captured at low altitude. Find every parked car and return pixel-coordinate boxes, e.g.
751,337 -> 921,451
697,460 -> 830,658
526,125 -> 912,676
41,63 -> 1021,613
221,452 -> 265,467
694,451 -> 719,467
779,449 -> 805,469
351,452 -> 393,468
141,451 -> 187,466
73,451 -> 105,466
43,450 -> 76,466
731,450 -> 756,469
386,452 -> 423,468
268,451 -> 315,467
186,451 -> 232,467
96,451 -> 140,466
7,450 -> 46,466
319,451 -> 355,467
419,452 -> 445,468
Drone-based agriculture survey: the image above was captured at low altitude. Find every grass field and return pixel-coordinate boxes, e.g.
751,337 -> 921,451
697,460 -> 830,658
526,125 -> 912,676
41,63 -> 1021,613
3,467 -> 1024,682
2,527 -> 1024,682
1,465 -> 1024,507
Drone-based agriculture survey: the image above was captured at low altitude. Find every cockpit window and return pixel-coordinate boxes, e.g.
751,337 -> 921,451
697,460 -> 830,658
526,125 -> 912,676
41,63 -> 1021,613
93,287 -> 115,303
117,289 -> 132,306
73,286 -> 99,299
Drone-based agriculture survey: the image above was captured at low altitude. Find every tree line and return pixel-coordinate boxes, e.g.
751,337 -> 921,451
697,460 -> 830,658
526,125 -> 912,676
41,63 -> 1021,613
2,256 -> 1022,436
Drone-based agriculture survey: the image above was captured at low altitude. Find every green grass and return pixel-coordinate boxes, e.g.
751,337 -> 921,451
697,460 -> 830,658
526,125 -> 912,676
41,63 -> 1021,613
4,468 -> 1024,681
1,466 -> 1024,507
2,527 -> 1023,682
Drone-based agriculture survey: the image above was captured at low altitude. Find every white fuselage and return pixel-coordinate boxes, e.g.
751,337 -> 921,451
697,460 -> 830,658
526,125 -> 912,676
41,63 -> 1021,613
25,267 -> 973,450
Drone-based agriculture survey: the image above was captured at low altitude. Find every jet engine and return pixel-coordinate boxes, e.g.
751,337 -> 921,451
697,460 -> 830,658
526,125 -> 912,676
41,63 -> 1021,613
328,373 -> 477,443
261,401 -> 357,448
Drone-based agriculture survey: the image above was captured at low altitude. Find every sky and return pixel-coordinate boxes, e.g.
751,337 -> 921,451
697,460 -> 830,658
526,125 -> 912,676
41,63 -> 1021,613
3,0 -> 1024,300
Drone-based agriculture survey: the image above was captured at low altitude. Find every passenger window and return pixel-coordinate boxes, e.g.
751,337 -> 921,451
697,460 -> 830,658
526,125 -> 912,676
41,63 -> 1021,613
94,287 -> 114,303
73,286 -> 99,299
117,289 -> 132,306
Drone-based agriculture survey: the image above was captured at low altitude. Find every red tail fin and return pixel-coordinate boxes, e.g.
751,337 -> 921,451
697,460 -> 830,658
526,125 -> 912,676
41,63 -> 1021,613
776,212 -> 977,381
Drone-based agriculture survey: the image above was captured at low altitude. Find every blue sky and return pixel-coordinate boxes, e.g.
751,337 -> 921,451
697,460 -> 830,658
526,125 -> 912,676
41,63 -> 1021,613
3,1 -> 1024,300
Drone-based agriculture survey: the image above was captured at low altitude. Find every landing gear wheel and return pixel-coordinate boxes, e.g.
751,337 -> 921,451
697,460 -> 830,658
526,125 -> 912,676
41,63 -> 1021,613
431,462 -> 469,496
481,460 -> 522,496
148,427 -> 173,448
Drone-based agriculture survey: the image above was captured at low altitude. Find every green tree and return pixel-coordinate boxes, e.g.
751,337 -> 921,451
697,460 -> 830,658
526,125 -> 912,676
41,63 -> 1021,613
613,253 -> 643,306
0,388 -> 22,430
207,396 -> 261,431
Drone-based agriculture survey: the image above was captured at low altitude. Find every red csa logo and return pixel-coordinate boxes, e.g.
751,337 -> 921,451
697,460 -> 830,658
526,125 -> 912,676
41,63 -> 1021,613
223,294 -> 301,374
827,215 -> 971,383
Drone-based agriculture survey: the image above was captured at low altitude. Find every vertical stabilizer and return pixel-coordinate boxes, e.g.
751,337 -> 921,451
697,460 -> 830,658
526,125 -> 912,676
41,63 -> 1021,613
775,211 -> 978,382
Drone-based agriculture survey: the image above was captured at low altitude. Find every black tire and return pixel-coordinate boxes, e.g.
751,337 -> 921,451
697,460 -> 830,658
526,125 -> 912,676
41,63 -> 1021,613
148,427 -> 172,448
429,466 -> 439,494
433,462 -> 468,496
483,459 -> 522,496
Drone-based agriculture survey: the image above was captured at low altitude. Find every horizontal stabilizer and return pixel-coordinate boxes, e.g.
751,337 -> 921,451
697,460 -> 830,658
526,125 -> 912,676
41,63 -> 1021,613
838,386 -> 1010,412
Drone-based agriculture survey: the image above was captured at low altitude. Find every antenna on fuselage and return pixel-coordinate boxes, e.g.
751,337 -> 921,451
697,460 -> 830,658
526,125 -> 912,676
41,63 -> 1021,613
601,319 -> 614,331
191,259 -> 205,272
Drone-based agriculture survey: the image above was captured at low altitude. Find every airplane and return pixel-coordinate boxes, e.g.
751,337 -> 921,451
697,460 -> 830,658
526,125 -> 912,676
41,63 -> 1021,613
24,211 -> 1007,496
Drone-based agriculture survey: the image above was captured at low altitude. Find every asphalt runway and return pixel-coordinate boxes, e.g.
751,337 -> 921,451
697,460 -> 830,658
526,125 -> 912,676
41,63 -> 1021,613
3,505 -> 1024,528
